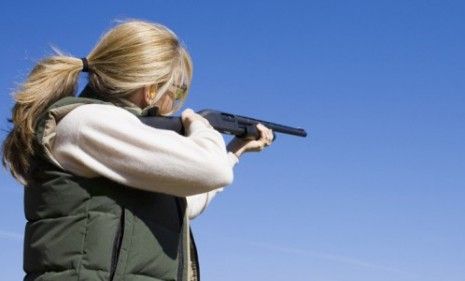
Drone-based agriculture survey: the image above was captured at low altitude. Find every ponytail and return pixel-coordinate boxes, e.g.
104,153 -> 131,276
2,54 -> 85,183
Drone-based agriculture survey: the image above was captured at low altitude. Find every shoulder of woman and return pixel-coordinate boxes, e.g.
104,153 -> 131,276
61,103 -> 139,127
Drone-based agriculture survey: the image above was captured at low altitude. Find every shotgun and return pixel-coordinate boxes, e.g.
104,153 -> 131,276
140,109 -> 307,141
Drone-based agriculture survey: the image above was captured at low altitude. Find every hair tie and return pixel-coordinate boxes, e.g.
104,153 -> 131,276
81,57 -> 90,73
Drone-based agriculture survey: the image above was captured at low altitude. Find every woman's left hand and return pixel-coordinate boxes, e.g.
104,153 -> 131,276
226,123 -> 274,158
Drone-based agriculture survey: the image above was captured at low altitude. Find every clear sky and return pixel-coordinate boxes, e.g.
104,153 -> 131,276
1,1 -> 464,280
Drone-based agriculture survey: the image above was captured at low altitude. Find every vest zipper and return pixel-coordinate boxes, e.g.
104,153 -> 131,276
190,230 -> 201,281
109,208 -> 125,281
175,198 -> 186,280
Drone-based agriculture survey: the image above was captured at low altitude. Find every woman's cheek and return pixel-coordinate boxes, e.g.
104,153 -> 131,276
159,95 -> 173,114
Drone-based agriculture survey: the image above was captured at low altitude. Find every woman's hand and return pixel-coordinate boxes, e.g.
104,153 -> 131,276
181,108 -> 212,129
181,109 -> 274,158
226,123 -> 274,158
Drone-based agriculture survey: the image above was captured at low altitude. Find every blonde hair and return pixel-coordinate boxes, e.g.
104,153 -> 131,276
2,20 -> 193,183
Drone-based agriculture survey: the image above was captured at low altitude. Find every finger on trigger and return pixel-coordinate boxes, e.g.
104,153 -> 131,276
182,108 -> 192,118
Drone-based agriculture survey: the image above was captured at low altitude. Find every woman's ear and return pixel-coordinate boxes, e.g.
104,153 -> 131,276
143,84 -> 157,106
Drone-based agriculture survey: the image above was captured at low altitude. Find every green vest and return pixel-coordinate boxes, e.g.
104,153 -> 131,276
24,94 -> 199,281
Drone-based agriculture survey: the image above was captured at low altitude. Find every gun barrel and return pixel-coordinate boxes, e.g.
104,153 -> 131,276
235,115 -> 307,137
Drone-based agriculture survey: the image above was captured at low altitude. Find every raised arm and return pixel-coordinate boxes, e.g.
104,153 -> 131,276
52,104 -> 236,196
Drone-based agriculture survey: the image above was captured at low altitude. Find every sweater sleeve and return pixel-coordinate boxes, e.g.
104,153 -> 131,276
186,152 -> 238,219
52,104 -> 236,197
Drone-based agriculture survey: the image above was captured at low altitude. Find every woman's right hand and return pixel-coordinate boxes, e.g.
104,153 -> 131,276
181,108 -> 212,129
181,109 -> 274,158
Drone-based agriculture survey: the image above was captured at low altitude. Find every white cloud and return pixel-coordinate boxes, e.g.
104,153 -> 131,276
0,230 -> 23,241
248,241 -> 417,279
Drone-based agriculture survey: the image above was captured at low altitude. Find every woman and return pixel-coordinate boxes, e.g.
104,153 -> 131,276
2,20 -> 273,281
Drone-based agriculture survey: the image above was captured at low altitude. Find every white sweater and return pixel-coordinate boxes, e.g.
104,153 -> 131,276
51,104 -> 239,219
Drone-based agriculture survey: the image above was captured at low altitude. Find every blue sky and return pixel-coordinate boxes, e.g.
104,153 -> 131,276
1,1 -> 464,280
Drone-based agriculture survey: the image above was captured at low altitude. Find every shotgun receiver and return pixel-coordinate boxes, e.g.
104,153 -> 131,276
140,109 -> 307,140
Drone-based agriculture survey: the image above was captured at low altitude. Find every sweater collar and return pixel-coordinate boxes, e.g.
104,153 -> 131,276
78,84 -> 158,117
